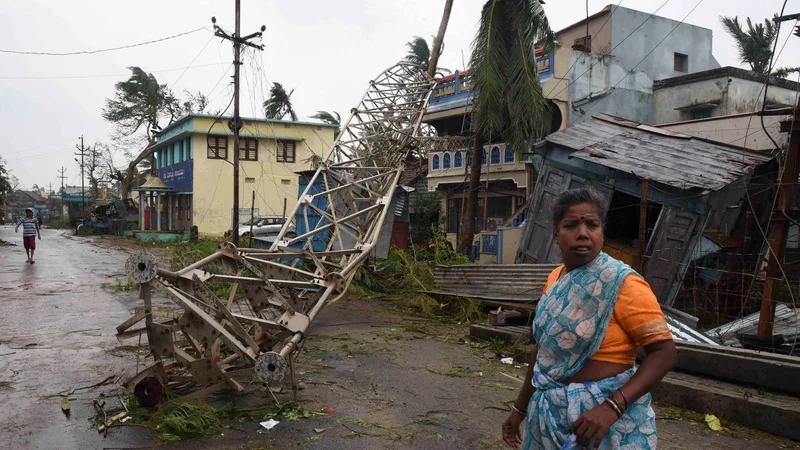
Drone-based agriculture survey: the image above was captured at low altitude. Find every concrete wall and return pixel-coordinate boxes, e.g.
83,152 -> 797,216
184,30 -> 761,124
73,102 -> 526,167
610,7 -> 718,82
569,52 -> 655,125
654,75 -> 799,124
190,116 -> 335,235
543,8 -> 613,107
498,227 -> 523,264
567,6 -> 718,126
660,113 -> 789,151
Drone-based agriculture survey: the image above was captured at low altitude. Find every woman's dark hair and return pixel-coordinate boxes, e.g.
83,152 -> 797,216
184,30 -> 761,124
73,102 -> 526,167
551,187 -> 607,228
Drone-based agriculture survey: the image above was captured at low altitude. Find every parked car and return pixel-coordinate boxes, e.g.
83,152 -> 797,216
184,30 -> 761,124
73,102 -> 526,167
226,216 -> 295,238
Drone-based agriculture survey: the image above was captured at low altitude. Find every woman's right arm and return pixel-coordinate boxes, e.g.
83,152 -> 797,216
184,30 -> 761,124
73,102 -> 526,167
502,345 -> 538,448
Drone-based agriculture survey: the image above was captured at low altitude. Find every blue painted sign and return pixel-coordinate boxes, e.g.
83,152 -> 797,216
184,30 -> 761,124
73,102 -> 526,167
158,160 -> 193,192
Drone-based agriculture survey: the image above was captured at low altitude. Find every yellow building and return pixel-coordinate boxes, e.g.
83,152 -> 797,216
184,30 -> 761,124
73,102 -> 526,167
152,114 -> 336,235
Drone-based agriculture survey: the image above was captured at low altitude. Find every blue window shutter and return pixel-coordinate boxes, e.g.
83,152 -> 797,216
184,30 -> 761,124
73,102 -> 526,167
454,151 -> 462,168
504,146 -> 514,163
432,154 -> 440,170
491,146 -> 500,165
443,153 -> 451,169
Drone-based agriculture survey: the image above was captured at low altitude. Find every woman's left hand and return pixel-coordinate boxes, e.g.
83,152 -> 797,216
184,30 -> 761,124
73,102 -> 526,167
573,403 -> 618,449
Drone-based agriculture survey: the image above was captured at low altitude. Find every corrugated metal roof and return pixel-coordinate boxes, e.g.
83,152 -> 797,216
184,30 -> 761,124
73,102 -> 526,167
545,114 -> 774,190
706,303 -> 799,347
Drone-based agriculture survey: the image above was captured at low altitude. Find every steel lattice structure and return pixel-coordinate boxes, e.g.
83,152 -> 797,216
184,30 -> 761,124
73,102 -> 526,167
121,62 -> 435,399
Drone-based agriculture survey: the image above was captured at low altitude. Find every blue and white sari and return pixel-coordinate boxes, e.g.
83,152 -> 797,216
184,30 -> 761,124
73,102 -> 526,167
523,252 -> 658,450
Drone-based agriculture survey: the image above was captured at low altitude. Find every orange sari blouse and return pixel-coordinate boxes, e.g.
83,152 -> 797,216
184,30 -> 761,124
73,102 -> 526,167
543,266 -> 673,365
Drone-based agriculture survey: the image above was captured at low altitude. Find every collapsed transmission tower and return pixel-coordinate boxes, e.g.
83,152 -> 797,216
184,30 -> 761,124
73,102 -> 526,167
120,61 -> 435,402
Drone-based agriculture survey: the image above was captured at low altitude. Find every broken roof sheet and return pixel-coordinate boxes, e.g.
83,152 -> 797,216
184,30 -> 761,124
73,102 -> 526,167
545,114 -> 775,191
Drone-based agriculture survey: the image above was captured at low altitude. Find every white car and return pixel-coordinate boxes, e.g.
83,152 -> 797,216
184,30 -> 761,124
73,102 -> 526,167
231,216 -> 295,238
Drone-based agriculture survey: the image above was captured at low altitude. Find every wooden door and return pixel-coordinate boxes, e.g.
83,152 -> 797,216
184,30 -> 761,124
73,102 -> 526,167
645,206 -> 705,305
516,166 -> 612,264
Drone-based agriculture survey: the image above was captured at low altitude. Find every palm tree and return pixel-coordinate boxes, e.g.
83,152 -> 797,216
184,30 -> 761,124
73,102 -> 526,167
720,16 -> 800,78
405,36 -> 432,71
720,16 -> 777,74
263,82 -> 298,121
311,110 -> 342,140
459,0 -> 555,257
310,111 -> 340,125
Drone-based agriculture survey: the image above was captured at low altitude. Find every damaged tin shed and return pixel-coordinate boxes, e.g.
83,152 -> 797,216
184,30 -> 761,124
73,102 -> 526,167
517,114 -> 778,309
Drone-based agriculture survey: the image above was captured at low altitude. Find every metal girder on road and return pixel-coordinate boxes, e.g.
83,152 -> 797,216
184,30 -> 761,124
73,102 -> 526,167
119,61 -> 434,401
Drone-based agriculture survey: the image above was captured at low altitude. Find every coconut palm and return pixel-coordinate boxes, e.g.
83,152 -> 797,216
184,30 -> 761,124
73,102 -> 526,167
311,110 -> 342,140
720,16 -> 777,74
459,0 -> 555,256
263,82 -> 298,121
310,111 -> 340,125
720,16 -> 799,78
405,36 -> 432,70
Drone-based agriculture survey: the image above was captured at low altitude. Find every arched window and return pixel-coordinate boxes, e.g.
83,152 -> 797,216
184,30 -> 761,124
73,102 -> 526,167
454,151 -> 463,168
443,153 -> 451,170
490,146 -> 501,165
481,148 -> 487,166
466,151 -> 472,167
432,154 -> 440,170
504,146 -> 515,163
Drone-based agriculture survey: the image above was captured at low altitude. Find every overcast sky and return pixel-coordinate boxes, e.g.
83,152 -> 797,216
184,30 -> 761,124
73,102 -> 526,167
2,0 -> 800,191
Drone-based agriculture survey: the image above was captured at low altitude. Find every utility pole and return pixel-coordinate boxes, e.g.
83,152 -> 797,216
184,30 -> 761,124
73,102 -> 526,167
75,135 -> 86,211
212,6 -> 265,247
756,12 -> 800,339
757,107 -> 800,338
57,167 -> 67,193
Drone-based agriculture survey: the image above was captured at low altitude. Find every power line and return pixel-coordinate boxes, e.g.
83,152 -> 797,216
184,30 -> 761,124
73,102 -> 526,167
0,62 -> 227,80
168,35 -> 216,91
548,0 -> 672,102
0,27 -> 207,56
571,0 -> 704,125
543,0 -> 624,99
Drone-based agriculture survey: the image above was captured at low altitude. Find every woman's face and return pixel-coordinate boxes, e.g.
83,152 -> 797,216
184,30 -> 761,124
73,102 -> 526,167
554,203 -> 604,269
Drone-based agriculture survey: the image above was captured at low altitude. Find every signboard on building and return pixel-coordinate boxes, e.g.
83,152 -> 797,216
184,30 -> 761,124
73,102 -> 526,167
158,160 -> 193,192
232,208 -> 260,228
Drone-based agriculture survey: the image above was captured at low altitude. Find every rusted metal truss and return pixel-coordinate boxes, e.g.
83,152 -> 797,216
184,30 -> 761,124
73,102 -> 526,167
120,61 -> 434,399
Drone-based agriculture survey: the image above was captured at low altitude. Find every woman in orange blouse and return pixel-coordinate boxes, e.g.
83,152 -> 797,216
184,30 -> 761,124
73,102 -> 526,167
502,188 -> 676,449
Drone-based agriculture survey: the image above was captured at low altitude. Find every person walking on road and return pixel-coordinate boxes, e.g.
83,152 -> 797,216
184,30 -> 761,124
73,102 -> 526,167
15,208 -> 41,264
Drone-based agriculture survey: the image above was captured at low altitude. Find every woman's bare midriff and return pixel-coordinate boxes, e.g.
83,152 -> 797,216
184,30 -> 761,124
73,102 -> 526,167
564,359 -> 632,384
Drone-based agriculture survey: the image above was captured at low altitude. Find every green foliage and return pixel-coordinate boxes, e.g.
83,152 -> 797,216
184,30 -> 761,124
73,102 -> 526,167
720,16 -> 776,74
410,192 -> 442,245
263,82 -> 298,121
0,157 -> 12,206
469,0 -> 554,154
310,111 -> 340,125
49,218 -> 73,229
112,277 -> 139,292
169,238 -> 225,271
149,402 -> 221,441
404,36 -> 432,70
102,67 -> 182,143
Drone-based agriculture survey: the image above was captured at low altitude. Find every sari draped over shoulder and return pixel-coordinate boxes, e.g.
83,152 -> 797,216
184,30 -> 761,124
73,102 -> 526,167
523,252 -> 658,450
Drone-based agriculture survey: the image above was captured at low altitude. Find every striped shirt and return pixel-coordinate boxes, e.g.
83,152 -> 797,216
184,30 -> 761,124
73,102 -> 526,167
19,218 -> 38,237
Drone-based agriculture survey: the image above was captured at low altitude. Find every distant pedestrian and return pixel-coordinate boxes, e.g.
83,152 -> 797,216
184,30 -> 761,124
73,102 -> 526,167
15,208 -> 41,264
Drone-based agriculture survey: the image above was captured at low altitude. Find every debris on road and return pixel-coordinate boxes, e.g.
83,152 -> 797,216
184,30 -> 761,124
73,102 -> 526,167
705,414 -> 723,432
260,419 -> 280,430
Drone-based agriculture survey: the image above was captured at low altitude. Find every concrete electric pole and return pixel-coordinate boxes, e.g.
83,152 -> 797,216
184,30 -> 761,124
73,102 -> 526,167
212,4 -> 265,247
57,167 -> 67,193
75,135 -> 86,210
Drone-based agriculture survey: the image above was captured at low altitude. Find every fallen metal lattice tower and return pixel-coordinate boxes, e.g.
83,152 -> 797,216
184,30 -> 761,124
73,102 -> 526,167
120,61 -> 434,402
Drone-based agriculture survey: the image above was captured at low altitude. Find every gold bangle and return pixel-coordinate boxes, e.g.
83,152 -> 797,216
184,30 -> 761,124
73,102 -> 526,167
604,398 -> 623,418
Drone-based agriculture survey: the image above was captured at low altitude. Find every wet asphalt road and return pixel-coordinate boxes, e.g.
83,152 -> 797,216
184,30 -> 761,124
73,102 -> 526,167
0,226 -> 150,449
